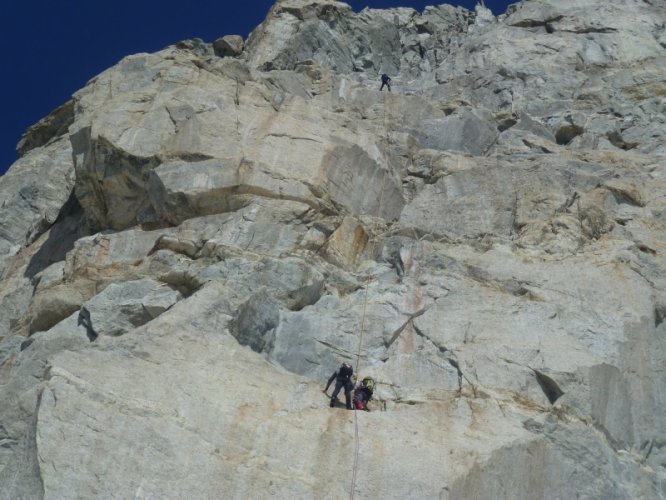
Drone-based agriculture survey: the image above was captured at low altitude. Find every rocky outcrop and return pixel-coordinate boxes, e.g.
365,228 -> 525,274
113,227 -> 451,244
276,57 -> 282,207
0,0 -> 665,498
213,35 -> 245,58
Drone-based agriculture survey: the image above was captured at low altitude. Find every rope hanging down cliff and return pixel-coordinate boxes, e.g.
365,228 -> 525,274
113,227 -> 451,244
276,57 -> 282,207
353,88 -> 391,376
349,88 -> 391,500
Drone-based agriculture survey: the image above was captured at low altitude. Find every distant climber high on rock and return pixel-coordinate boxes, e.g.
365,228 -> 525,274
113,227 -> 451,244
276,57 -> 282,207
380,74 -> 391,92
323,362 -> 354,409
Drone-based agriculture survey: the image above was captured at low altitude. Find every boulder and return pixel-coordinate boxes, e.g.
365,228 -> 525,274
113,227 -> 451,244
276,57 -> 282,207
213,35 -> 245,57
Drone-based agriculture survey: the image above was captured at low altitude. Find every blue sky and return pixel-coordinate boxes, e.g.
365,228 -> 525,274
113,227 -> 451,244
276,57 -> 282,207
1,0 -> 514,177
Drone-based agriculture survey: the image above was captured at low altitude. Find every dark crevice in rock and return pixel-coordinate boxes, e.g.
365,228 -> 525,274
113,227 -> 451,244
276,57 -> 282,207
521,139 -> 555,153
281,281 -> 325,311
641,439 -> 655,461
508,17 -> 616,35
405,170 -> 437,184
148,235 -> 203,259
315,339 -> 357,359
555,191 -> 579,214
464,265 -> 539,300
393,252 -> 406,278
566,27 -> 619,34
449,357 -> 478,397
497,116 -> 518,132
637,244 -> 656,255
655,306 -> 665,328
0,438 -> 18,449
20,338 -> 35,351
34,391 -> 46,499
510,15 -> 563,29
590,420 -> 622,452
229,290 -> 279,353
412,319 -> 447,353
44,187 -> 80,223
448,358 -> 463,391
626,262 -> 657,289
411,320 -> 425,340
395,399 -> 425,406
385,308 -> 427,349
607,131 -> 639,151
25,192 -> 85,279
411,321 -> 478,396
158,273 -> 203,299
510,194 -> 520,239
555,125 -> 584,145
157,152 -> 215,163
533,369 -> 564,404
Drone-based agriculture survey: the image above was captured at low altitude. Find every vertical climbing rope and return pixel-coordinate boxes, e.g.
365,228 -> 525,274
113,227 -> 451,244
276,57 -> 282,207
349,402 -> 361,500
353,89 -> 390,377
349,88 -> 391,500
354,279 -> 371,376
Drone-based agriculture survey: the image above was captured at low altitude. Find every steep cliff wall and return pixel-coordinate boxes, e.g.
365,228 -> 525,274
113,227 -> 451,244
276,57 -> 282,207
1,0 -> 665,498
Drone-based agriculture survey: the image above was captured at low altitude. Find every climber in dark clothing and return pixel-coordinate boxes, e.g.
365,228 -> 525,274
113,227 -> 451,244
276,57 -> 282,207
77,306 -> 98,342
380,74 -> 391,92
323,362 -> 354,409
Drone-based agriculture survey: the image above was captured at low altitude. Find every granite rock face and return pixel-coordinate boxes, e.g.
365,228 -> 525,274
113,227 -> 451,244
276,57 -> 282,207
213,34 -> 245,58
1,0 -> 665,498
